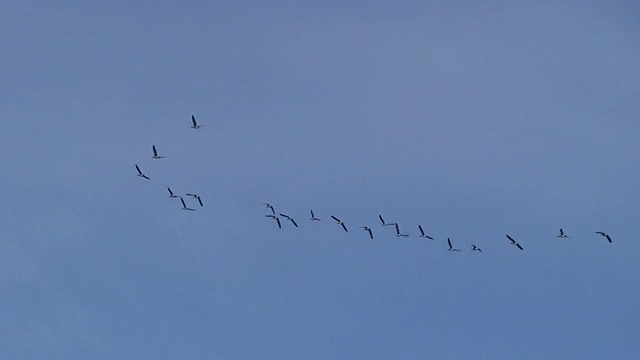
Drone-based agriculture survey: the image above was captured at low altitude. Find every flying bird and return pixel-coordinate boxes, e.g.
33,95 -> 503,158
506,234 -> 524,250
263,203 -> 276,215
186,193 -> 203,207
331,215 -> 348,232
595,231 -> 613,243
167,187 -> 179,198
359,226 -> 374,239
191,115 -> 201,129
151,145 -> 165,159
447,238 -> 460,252
557,228 -> 569,238
378,214 -> 395,226
418,225 -> 434,239
470,244 -> 483,253
180,197 -> 195,211
279,213 -> 299,228
265,214 -> 282,229
394,223 -> 409,237
135,164 -> 150,180
309,210 -> 321,221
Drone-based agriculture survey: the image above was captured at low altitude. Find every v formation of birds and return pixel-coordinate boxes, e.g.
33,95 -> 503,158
136,116 -> 615,253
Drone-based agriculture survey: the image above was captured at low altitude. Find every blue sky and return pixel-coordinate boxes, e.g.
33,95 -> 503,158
1,1 -> 639,358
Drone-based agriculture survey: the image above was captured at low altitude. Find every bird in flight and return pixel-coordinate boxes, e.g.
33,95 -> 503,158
279,213 -> 299,228
265,214 -> 282,229
394,223 -> 409,237
191,115 -> 201,129
331,216 -> 348,232
359,226 -> 374,239
167,187 -> 179,198
186,193 -> 203,207
135,164 -> 150,180
151,145 -> 165,159
470,244 -> 483,253
180,197 -> 195,211
506,234 -> 524,250
378,214 -> 395,226
447,238 -> 460,252
418,225 -> 434,239
309,210 -> 321,221
263,203 -> 276,215
557,228 -> 569,238
595,231 -> 613,243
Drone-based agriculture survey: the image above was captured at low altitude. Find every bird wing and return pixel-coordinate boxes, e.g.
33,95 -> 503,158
135,164 -> 142,174
341,223 -> 348,232
418,225 -> 425,236
395,223 -> 400,234
192,115 -> 197,126
331,215 -> 340,222
506,234 -> 515,243
516,243 -> 524,250
153,145 -> 158,157
447,238 -> 453,249
167,187 -> 173,196
378,215 -> 385,225
197,197 -> 203,207
595,231 -> 605,236
276,218 -> 281,228
368,229 -> 373,239
606,234 -> 612,243
180,197 -> 187,208
290,218 -> 298,227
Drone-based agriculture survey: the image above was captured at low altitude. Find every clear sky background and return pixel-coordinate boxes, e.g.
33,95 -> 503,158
1,1 -> 639,359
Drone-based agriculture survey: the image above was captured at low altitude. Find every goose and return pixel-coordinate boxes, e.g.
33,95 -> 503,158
378,214 -> 395,226
191,115 -> 201,129
418,225 -> 434,239
359,226 -> 374,239
447,238 -> 460,252
309,210 -> 321,221
506,234 -> 524,250
557,228 -> 569,238
394,223 -> 409,237
279,213 -> 298,228
330,216 -> 348,232
151,145 -> 165,159
186,193 -> 203,207
180,197 -> 195,211
167,187 -> 179,198
470,244 -> 483,253
265,214 -> 282,229
595,231 -> 613,243
135,164 -> 150,180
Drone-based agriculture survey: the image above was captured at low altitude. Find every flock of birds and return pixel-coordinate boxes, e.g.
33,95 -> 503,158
260,204 -> 615,253
134,115 -> 615,253
134,116 -> 206,212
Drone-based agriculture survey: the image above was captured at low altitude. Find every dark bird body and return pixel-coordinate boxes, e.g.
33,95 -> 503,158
135,164 -> 150,180
595,231 -> 613,243
506,234 -> 524,250
331,216 -> 348,232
